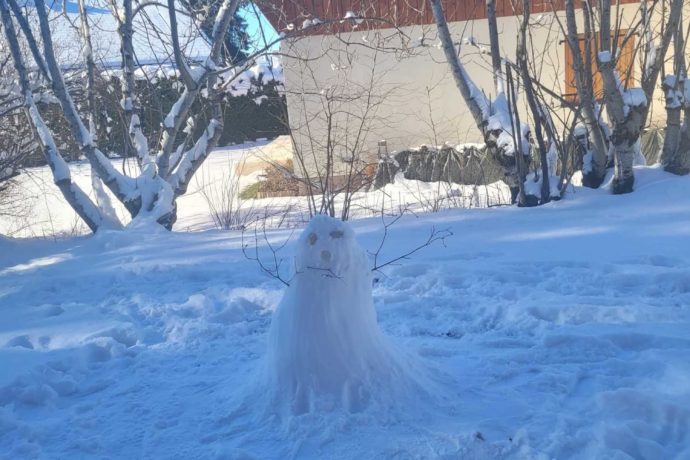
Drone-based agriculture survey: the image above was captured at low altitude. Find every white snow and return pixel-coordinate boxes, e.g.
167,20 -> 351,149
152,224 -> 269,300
219,60 -> 284,98
0,139 -> 510,237
1,166 -> 690,457
663,75 -> 684,110
622,87 -> 647,109
163,95 -> 185,129
486,93 -> 530,157
27,100 -> 70,182
343,10 -> 364,25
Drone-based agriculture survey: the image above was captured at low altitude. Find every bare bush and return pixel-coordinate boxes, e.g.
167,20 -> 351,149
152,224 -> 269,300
196,156 -> 259,231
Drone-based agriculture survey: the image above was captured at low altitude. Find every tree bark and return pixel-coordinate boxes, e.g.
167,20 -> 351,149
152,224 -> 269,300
661,9 -> 690,175
598,56 -> 646,194
5,0 -> 51,82
429,0 -> 488,130
486,0 -> 503,91
117,0 -> 151,168
660,77 -> 684,172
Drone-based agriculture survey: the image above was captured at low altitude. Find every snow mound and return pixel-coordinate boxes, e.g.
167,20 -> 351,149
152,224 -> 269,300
262,215 -> 425,414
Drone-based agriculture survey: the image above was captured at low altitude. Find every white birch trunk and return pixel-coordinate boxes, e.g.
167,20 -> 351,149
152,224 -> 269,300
0,0 -> 103,231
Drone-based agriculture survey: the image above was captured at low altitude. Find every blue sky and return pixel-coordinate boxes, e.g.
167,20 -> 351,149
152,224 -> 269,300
242,4 -> 280,53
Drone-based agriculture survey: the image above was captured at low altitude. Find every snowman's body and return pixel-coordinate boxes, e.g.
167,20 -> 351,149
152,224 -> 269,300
265,215 -> 403,413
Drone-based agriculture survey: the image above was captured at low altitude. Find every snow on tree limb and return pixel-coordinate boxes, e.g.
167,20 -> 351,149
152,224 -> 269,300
31,0 -> 138,211
429,0 -> 489,131
168,119 -> 221,194
0,0 -> 103,231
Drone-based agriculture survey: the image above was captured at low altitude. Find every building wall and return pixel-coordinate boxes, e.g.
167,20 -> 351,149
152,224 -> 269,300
281,3 -> 688,178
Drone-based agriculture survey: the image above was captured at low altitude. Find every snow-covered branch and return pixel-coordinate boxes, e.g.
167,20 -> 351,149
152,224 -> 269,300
31,0 -> 139,211
0,0 -> 103,231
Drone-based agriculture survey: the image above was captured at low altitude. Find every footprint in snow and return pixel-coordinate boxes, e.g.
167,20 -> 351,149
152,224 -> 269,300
4,335 -> 33,349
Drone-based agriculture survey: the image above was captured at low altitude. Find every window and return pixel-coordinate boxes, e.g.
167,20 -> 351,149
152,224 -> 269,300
564,31 -> 636,102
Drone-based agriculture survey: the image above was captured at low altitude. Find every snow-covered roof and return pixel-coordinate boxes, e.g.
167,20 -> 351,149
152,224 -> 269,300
19,0 -> 211,69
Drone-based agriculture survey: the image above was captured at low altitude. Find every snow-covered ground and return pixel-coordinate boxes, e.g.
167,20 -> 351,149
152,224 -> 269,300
1,166 -> 690,458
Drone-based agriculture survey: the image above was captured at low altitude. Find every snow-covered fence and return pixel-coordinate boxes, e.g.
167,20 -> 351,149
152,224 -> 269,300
373,144 -> 504,189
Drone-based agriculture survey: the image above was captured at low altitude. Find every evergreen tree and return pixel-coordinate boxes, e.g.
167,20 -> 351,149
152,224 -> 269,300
183,0 -> 250,64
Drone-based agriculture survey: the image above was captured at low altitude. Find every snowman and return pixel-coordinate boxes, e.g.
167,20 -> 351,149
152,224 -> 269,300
264,215 -> 408,413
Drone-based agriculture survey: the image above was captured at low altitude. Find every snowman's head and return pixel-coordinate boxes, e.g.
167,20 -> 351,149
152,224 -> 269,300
295,215 -> 361,278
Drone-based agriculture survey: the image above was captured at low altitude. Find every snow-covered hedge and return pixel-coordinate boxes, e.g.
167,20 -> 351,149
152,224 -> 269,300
11,62 -> 287,167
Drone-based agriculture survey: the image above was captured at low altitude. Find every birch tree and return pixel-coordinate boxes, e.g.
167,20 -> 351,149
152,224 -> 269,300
561,0 -> 611,188
558,0 -> 683,193
430,0 -> 536,206
660,9 -> 690,175
0,0 -> 266,231
595,0 -> 683,193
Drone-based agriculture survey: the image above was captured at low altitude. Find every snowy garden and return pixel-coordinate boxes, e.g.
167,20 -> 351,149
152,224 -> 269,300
2,0 -> 690,459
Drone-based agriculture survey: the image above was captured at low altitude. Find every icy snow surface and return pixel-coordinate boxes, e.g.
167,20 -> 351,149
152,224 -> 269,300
1,167 -> 690,458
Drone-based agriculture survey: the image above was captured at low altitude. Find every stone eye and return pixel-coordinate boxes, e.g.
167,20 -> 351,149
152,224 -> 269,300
308,232 -> 318,245
330,230 -> 344,239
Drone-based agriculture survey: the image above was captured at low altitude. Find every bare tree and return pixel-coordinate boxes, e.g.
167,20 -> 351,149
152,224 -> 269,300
0,58 -> 33,189
660,9 -> 690,174
596,0 -> 683,193
286,43 -> 392,221
0,0 -> 282,232
560,0 -> 611,188
430,0 -> 537,206
559,0 -> 683,192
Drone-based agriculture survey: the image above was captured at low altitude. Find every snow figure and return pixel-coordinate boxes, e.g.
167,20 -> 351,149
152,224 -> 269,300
264,215 -> 410,414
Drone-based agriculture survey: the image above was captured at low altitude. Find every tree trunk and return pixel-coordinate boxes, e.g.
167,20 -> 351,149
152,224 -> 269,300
517,0 -> 551,204
598,0 -> 683,193
610,113 -> 644,194
564,0 -> 609,187
430,0 -> 528,204
660,77 -> 684,172
660,8 -> 690,175
666,106 -> 690,174
598,54 -> 644,194
486,0 -> 503,91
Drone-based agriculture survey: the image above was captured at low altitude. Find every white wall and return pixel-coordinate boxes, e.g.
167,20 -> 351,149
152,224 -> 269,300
281,4 -> 687,178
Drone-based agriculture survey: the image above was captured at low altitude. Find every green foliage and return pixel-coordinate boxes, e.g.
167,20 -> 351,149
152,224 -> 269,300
239,181 -> 261,199
180,0 -> 251,64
